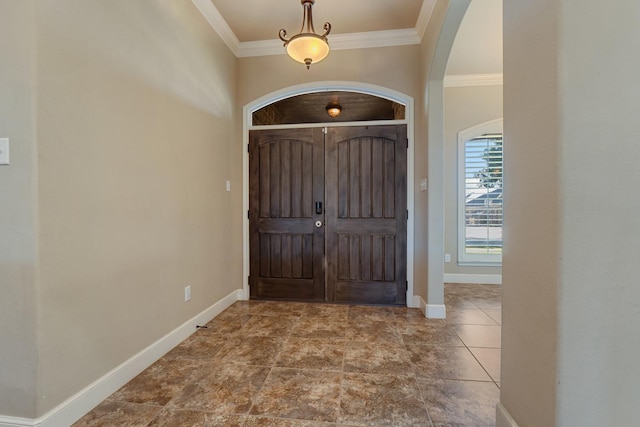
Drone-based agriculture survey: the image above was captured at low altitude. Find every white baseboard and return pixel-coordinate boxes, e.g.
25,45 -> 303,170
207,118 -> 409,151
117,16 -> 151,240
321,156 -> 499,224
426,304 -> 446,319
413,295 -> 426,313
0,417 -> 33,427
496,402 -> 519,427
444,273 -> 502,285
413,296 -> 446,319
0,289 -> 243,427
407,294 -> 420,309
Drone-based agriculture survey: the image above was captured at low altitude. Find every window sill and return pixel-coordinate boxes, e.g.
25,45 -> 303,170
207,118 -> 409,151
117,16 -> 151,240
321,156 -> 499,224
458,261 -> 502,267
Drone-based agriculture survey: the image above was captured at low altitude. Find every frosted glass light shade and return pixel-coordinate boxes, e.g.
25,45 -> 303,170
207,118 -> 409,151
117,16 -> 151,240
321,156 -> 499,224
286,34 -> 330,68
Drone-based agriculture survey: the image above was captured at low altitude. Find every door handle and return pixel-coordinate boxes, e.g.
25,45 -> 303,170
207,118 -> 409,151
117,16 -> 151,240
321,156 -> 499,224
315,201 -> 323,214
315,220 -> 323,228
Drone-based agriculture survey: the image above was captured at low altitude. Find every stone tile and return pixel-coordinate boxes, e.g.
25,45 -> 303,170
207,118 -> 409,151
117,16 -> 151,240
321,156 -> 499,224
203,315 -> 252,334
108,358 -> 202,406
167,364 -> 270,414
418,378 -> 499,426
400,323 -> 465,347
343,342 -> 412,376
467,290 -> 502,309
215,335 -> 286,366
72,400 -> 162,427
163,333 -> 227,360
148,408 -> 245,426
75,286 -> 502,426
482,308 -> 502,325
391,307 -> 429,323
292,317 -> 348,340
243,315 -> 300,337
445,283 -> 501,311
221,301 -> 268,317
303,304 -> 349,320
444,286 -> 478,309
345,319 -> 402,344
250,368 -> 342,422
407,345 -> 491,381
445,295 -> 477,310
348,305 -> 395,321
469,347 -> 501,382
244,416 -> 338,426
254,301 -> 308,317
276,338 -> 345,371
470,299 -> 502,310
445,283 -> 501,301
455,324 -> 501,348
446,307 -> 499,325
339,373 -> 430,427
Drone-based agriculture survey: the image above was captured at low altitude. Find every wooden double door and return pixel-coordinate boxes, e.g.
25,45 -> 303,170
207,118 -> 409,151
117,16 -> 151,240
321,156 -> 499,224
249,125 -> 407,305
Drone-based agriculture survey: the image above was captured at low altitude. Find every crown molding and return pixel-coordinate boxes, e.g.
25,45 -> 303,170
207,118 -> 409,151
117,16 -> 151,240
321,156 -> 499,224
192,0 -> 240,56
416,0 -> 437,39
237,28 -> 422,58
194,0 -> 435,58
330,29 -> 422,51
444,73 -> 504,87
236,39 -> 283,58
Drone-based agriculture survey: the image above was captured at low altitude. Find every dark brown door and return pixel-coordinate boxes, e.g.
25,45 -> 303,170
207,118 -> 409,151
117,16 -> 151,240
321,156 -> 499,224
325,126 -> 407,305
249,125 -> 407,305
249,128 -> 325,301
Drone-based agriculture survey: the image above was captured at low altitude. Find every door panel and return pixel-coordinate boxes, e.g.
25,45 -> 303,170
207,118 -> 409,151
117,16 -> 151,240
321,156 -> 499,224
249,128 -> 325,301
249,125 -> 406,305
326,126 -> 407,305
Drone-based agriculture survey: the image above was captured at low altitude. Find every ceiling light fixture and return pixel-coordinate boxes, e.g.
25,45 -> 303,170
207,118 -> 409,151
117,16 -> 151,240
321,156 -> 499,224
326,103 -> 342,118
279,0 -> 331,69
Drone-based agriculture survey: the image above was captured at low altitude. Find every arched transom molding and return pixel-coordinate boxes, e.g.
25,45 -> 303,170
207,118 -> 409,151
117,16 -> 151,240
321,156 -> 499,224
241,81 -> 417,307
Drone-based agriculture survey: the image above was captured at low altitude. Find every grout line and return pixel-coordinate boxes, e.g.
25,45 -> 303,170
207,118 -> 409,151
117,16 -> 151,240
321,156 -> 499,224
78,298 -> 502,426
458,334 -> 500,385
414,376 -> 436,427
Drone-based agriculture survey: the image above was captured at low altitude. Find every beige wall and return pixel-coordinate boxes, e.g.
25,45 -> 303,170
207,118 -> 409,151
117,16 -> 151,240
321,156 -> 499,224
502,0 -> 640,423
420,0 -> 470,308
500,0 -> 560,424
237,45 -> 421,109
556,0 -> 640,424
413,0 -> 451,304
0,0 -> 240,418
0,0 -> 39,418
238,44 -> 425,301
443,85 -> 502,276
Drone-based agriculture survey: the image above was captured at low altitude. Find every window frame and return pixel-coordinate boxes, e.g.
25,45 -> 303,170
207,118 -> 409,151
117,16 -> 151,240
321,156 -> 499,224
457,118 -> 504,266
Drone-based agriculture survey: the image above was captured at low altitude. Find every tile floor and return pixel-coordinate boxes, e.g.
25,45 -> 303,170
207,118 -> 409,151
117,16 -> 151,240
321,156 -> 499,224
74,283 -> 501,426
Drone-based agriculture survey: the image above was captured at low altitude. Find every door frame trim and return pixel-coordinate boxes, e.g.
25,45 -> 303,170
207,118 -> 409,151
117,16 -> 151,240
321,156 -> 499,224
242,81 -> 417,307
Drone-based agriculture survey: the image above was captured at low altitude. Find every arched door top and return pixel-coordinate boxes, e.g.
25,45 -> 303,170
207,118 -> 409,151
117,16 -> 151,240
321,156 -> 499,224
245,81 -> 413,127
241,81 -> 417,307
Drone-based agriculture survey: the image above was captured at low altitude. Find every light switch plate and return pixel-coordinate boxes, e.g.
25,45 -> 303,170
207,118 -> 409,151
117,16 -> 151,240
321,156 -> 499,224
420,178 -> 427,191
0,138 -> 9,165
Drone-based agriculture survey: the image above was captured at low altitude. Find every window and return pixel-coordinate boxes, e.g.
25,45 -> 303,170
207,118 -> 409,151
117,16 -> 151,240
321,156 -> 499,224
458,119 -> 503,265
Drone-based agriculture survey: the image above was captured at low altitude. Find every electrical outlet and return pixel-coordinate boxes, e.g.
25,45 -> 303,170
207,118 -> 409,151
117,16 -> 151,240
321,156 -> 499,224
444,253 -> 451,263
184,286 -> 191,302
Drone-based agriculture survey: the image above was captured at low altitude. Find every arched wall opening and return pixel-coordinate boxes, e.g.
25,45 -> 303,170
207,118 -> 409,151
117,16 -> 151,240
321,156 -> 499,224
424,1 -> 471,317
241,81 -> 417,306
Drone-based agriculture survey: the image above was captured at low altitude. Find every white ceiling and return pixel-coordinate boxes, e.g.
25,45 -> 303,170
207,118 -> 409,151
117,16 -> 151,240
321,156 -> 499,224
192,0 -> 503,76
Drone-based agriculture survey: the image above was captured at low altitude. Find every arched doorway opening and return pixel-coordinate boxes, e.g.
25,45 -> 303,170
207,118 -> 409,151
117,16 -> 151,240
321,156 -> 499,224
241,81 -> 416,306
